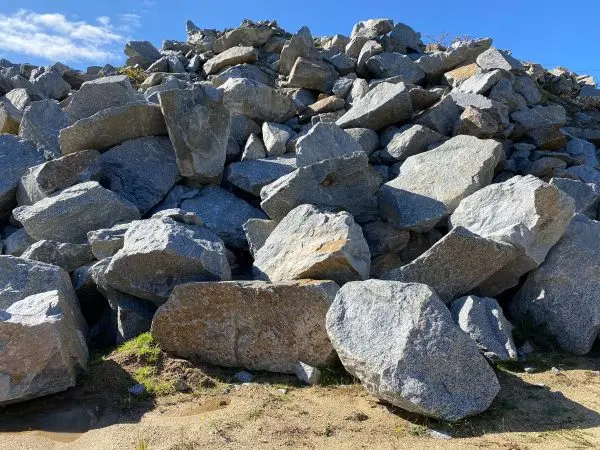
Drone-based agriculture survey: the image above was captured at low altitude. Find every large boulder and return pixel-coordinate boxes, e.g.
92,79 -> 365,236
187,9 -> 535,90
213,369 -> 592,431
21,240 -> 93,273
279,26 -> 319,75
221,78 -> 296,123
203,46 -> 257,75
103,217 -> 231,304
511,215 -> 600,355
416,38 -> 492,80
16,150 -> 102,206
450,295 -> 517,362
450,175 -> 575,295
59,102 -> 168,155
64,75 -> 139,122
296,122 -> 363,167
124,40 -> 161,68
13,181 -> 141,244
0,290 -> 88,405
18,99 -> 70,157
287,57 -> 338,93
213,25 -> 273,53
372,124 -> 446,164
260,152 -> 381,223
384,227 -> 517,303
100,136 -> 180,214
180,185 -> 267,249
152,280 -> 338,373
0,135 -> 45,218
366,53 -> 425,83
159,87 -> 231,183
253,204 -> 370,284
336,82 -> 413,130
378,135 -> 504,231
326,280 -> 500,421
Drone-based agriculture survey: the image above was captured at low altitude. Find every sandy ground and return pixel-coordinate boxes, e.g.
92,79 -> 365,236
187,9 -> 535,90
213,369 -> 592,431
2,348 -> 600,449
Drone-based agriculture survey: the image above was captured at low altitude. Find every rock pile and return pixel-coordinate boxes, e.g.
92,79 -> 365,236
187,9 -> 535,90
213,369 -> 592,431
1,17 -> 599,421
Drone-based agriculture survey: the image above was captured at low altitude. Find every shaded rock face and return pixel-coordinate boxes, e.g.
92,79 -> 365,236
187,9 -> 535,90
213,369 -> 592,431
511,215 -> 600,355
152,280 -> 338,373
103,217 -> 231,304
326,280 -> 500,421
253,204 -> 370,285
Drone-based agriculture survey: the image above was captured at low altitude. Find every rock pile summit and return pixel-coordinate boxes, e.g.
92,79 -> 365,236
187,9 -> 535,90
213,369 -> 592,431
1,17 -> 599,421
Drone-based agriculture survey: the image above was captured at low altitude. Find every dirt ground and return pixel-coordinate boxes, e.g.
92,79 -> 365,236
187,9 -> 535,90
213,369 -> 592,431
2,340 -> 600,450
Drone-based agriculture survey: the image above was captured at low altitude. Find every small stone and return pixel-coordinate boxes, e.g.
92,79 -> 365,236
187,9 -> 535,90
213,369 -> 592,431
262,122 -> 293,157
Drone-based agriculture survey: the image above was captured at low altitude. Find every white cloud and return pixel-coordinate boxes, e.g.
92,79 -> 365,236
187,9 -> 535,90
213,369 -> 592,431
0,9 -> 130,64
118,13 -> 141,32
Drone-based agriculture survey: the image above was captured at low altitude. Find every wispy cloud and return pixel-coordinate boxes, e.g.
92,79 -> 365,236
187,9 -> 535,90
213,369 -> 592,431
0,9 -> 142,64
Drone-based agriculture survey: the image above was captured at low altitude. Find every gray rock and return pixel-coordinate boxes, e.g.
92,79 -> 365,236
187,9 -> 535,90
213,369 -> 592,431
100,136 -> 180,215
212,63 -> 272,88
0,290 -> 88,405
3,229 -> 36,257
13,181 -> 141,244
221,78 -> 296,123
378,135 -> 504,231
116,295 -> 156,344
30,67 -> 71,100
390,22 -> 422,52
476,48 -> 524,72
204,46 -> 257,75
450,295 -> 517,361
287,57 -> 338,93
241,134 -> 267,160
514,75 -> 541,105
454,105 -> 501,139
511,105 -> 566,132
296,122 -> 363,167
336,82 -> 413,130
225,155 -> 297,196
457,69 -> 504,95
151,280 -> 338,373
512,215 -> 600,354
181,185 -> 267,249
489,79 -> 527,112
384,227 -> 517,303
59,102 -> 167,155
243,218 -> 277,257
159,87 -> 230,183
563,165 -> 600,184
279,26 -> 320,76
450,175 -> 575,295
261,152 -> 381,223
227,113 -> 261,161
104,217 -> 231,304
565,137 -> 599,168
345,27 -> 379,59
5,88 -> 32,110
362,220 -> 410,277
17,150 -> 101,206
253,204 -> 370,284
262,122 -> 293,157
64,75 -> 139,122
0,135 -> 45,218
413,96 -> 462,135
550,177 -> 600,217
326,279 -> 500,421
372,124 -> 446,163
450,91 -> 509,127
19,100 -> 70,157
213,25 -> 273,53
87,223 -> 131,260
325,51 -> 356,76
0,100 -> 22,134
347,78 -> 369,105
344,128 -> 379,154
21,240 -> 93,273
409,86 -> 445,111
351,19 -> 393,37
294,361 -> 322,385
125,40 -> 160,65
416,38 -> 492,79
366,53 -> 425,84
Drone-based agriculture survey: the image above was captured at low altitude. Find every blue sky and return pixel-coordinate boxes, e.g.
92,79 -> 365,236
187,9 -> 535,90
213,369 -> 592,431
0,0 -> 598,80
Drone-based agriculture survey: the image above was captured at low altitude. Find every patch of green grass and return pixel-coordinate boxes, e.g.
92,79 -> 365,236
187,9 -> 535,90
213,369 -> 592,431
408,424 -> 430,437
132,366 -> 175,396
116,332 -> 161,365
317,364 -> 357,386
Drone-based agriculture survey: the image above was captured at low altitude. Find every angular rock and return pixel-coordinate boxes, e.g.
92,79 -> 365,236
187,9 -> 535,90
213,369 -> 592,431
21,240 -> 93,273
243,218 -> 277,257
416,38 -> 492,79
287,57 -> 338,93
64,75 -> 139,122
294,362 -> 321,385
204,46 -> 257,75
87,223 -> 130,260
125,40 -> 161,69
512,215 -> 600,354
458,69 -> 504,94
550,177 -> 600,218
279,26 -> 320,75
450,91 -> 509,127
413,96 -> 461,135
336,82 -> 413,130
476,48 -> 524,72
253,204 -> 370,284
261,152 -> 381,223
180,185 -> 267,249
159,87 -> 231,183
0,100 -> 22,134
241,134 -> 266,160
378,135 -> 504,231
326,279 -> 500,421
454,105 -> 501,138
30,67 -> 71,100
17,150 -> 101,206
366,53 -> 425,84
372,124 -> 446,163
390,22 -> 422,52
0,135 -> 44,218
0,290 -> 88,405
100,136 -> 180,214
344,128 -> 379,154
19,100 -> 70,157
443,63 -> 479,88
213,25 -> 273,53
152,280 -> 338,373
450,295 -> 517,361
450,175 -> 575,295
225,155 -> 297,196
13,181 -> 141,244
3,229 -> 35,257
296,122 -> 363,167
59,102 -> 167,155
262,122 -> 293,157
221,78 -> 296,123
384,227 -> 517,303
104,217 -> 231,304
5,88 -> 32,110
